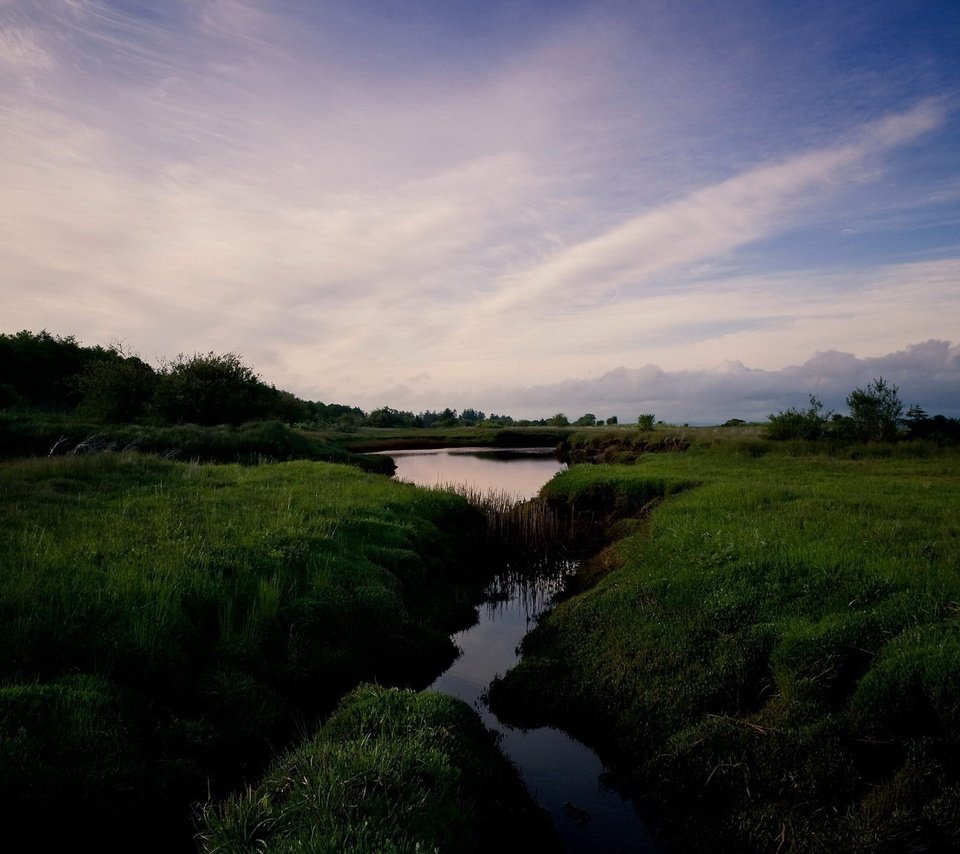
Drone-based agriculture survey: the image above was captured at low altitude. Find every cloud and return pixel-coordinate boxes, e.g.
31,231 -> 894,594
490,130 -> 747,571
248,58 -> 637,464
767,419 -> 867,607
0,26 -> 52,72
0,2 -> 957,420
463,100 -> 946,322
474,340 -> 960,423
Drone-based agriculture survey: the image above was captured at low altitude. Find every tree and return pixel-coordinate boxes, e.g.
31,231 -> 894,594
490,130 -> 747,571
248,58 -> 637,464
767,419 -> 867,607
637,414 -> 656,430
549,413 -> 570,427
0,330 -> 93,411
846,377 -> 902,442
764,396 -> 831,440
155,352 -> 270,425
78,355 -> 157,422
605,416 -> 618,425
574,413 -> 597,426
437,408 -> 458,427
264,387 -> 312,423
368,406 -> 415,428
905,404 -> 928,426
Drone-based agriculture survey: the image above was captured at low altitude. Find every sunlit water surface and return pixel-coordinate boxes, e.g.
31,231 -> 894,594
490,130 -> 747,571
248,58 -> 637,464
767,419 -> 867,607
387,446 -> 565,500
385,448 -> 662,853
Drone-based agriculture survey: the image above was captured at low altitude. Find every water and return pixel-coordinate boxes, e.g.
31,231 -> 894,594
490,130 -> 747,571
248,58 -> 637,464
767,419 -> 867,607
387,446 -> 565,500
386,448 -> 662,853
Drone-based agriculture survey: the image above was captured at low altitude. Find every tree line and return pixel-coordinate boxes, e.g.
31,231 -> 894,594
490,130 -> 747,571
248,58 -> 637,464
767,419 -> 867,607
765,376 -> 960,443
0,330 -> 363,426
8,331 -> 952,439
0,331 -> 587,429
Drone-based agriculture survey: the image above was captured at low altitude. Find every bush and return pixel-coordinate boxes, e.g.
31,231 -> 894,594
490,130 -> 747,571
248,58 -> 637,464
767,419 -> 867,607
764,396 -> 831,440
155,352 -> 272,426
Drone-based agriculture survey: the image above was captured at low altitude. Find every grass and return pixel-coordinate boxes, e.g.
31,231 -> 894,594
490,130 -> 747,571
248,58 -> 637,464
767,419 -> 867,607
489,445 -> 960,851
0,453 -> 493,850
430,483 -> 568,557
198,685 -> 558,853
0,411 -> 394,471
309,425 -> 573,453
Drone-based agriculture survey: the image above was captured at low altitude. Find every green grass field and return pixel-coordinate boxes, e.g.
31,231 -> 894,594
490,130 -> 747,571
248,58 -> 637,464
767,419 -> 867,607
0,453 -> 494,850
490,444 -> 960,851
7,431 -> 958,851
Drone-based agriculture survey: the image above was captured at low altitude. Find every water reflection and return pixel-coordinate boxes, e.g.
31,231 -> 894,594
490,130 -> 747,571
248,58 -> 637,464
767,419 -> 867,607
386,447 -> 661,852
429,568 -> 662,854
387,447 -> 566,500
482,563 -> 575,622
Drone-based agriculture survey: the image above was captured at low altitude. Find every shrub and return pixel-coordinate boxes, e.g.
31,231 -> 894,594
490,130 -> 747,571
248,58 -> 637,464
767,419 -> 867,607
155,352 -> 272,426
764,396 -> 831,440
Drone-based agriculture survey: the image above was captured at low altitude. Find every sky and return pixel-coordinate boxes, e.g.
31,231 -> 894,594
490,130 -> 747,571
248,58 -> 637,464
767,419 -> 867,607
2,0 -> 959,422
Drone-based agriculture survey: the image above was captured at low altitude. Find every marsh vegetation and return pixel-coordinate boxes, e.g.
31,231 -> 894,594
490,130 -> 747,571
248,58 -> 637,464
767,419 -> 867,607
0,453 -> 528,850
490,441 -> 960,851
4,330 -> 960,852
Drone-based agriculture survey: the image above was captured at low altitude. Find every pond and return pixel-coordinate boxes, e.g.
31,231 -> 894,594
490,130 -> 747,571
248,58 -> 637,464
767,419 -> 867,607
385,448 -> 663,853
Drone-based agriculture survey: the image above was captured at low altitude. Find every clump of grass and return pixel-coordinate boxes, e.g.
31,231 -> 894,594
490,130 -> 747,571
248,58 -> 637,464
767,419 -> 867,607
198,685 -> 558,853
434,482 -> 566,555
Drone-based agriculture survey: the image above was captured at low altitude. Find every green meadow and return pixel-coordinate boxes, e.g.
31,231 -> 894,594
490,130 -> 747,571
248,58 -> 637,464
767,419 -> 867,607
4,423 -> 960,852
0,453 -> 522,850
490,440 -> 960,850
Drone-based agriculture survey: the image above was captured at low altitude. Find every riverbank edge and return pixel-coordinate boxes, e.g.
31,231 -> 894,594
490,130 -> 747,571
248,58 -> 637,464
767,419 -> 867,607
198,684 -> 561,852
488,455 -> 960,852
0,454 -> 555,852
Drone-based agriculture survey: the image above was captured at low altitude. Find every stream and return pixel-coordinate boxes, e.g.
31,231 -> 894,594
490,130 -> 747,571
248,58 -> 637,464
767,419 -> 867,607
387,448 -> 662,853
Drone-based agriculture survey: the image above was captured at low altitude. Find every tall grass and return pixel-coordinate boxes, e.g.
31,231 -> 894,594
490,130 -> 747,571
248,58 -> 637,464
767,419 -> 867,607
490,448 -> 960,851
434,482 -> 567,555
0,453 -> 489,850
198,685 -> 558,853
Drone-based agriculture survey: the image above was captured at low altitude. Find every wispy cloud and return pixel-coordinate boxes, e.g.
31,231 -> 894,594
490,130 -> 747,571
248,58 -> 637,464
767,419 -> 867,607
0,2 -> 957,417
466,100 -> 946,320
0,24 -> 52,72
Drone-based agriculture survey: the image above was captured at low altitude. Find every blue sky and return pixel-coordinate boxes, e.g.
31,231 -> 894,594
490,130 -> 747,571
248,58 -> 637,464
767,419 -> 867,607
2,0 -> 959,421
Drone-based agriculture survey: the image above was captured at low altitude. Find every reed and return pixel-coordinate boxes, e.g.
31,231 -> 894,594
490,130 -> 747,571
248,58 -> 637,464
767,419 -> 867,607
429,482 -> 567,556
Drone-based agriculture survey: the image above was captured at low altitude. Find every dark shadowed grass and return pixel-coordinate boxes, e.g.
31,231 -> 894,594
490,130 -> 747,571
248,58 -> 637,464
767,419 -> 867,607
198,685 -> 558,853
0,411 -> 394,471
490,449 -> 960,851
0,454 -> 490,850
307,424 -> 573,453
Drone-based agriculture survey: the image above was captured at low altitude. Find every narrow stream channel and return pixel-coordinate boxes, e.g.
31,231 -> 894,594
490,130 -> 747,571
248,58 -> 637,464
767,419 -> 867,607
386,448 -> 663,853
